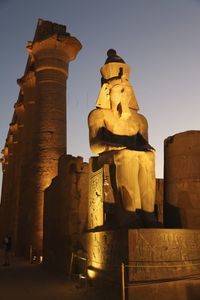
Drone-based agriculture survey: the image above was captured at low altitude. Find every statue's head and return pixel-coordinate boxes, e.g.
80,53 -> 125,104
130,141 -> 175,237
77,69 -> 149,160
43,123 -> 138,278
96,49 -> 139,111
100,49 -> 130,84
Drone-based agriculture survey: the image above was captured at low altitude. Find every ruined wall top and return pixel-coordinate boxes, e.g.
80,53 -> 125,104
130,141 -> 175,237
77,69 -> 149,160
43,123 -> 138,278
33,19 -> 69,43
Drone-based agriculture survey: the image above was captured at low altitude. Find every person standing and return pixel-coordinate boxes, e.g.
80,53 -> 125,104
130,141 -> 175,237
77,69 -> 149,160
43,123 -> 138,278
3,235 -> 12,266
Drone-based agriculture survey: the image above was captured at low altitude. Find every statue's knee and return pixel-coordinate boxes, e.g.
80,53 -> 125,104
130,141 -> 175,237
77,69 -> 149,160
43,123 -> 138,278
114,149 -> 137,163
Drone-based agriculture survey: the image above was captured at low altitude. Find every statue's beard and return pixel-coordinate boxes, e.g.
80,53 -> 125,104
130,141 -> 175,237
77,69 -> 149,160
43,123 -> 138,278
111,99 -> 131,120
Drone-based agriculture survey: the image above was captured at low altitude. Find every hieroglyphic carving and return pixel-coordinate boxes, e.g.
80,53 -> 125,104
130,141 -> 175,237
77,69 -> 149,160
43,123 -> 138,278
88,167 -> 104,229
129,229 -> 200,281
87,230 -> 127,281
86,229 -> 200,283
103,164 -> 115,204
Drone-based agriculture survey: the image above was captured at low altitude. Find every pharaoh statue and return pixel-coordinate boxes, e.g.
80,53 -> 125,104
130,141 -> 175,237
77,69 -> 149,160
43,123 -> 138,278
88,49 -> 157,228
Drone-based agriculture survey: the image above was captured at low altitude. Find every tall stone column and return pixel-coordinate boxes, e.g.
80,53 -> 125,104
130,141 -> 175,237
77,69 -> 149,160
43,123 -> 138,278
7,101 -> 25,253
0,146 -> 9,242
15,73 -> 36,255
164,130 -> 200,228
0,132 -> 15,241
0,99 -> 25,251
24,30 -> 82,253
7,123 -> 20,247
17,71 -> 36,163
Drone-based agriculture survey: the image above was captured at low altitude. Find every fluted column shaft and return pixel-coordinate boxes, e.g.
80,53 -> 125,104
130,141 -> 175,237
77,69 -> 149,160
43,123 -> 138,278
15,72 -> 36,255
0,147 -> 9,241
25,34 -> 81,252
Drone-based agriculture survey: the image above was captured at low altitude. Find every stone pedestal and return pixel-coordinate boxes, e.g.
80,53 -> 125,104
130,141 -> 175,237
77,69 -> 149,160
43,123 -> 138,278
86,228 -> 200,300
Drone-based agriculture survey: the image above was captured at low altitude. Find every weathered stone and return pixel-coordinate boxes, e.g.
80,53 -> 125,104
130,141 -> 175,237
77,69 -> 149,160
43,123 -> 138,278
0,19 -> 82,256
155,178 -> 164,224
164,130 -> 200,228
43,155 -> 89,273
86,228 -> 200,300
88,158 -> 163,230
88,50 -> 156,229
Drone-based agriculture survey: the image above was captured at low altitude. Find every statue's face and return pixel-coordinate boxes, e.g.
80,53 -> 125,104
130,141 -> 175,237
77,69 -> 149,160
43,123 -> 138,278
110,84 -> 124,107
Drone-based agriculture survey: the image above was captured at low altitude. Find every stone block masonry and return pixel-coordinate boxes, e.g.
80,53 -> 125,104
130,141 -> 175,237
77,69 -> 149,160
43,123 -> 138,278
164,130 -> 200,228
0,19 -> 82,257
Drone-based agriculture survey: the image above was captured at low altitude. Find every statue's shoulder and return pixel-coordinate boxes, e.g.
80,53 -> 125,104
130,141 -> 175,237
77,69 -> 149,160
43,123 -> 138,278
137,113 -> 149,134
136,112 -> 148,123
129,110 -> 147,121
88,108 -> 105,120
129,110 -> 148,130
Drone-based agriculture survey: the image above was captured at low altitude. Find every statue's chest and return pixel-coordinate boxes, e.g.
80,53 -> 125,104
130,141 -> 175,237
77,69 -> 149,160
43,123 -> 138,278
104,112 -> 139,136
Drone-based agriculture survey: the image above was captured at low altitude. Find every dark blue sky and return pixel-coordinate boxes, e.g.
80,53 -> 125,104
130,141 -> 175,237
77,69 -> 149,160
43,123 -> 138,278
0,0 -> 200,192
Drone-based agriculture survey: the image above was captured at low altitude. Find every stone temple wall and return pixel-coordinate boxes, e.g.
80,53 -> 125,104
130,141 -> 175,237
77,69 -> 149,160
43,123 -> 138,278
43,155 -> 89,273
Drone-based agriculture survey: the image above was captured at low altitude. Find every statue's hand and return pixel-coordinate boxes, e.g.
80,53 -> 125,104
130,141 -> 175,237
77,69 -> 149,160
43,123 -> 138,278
98,127 -> 154,151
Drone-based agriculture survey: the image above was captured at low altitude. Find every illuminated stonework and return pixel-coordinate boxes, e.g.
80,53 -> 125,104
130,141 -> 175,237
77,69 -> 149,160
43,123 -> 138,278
87,228 -> 200,297
0,19 -> 82,256
88,49 -> 156,228
43,155 -> 89,272
164,130 -> 200,228
88,159 -> 104,229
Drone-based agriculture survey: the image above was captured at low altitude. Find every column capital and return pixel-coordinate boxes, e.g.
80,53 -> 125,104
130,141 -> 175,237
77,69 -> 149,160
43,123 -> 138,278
17,71 -> 36,90
26,34 -> 82,76
9,122 -> 18,134
27,34 -> 82,61
14,101 -> 25,112
0,150 -> 8,171
1,146 -> 8,161
6,133 -> 14,145
9,123 -> 19,144
17,71 -> 36,105
14,102 -> 25,128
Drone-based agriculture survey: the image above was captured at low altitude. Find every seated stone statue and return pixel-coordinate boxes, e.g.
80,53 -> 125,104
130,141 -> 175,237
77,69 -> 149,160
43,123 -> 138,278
88,49 -> 157,227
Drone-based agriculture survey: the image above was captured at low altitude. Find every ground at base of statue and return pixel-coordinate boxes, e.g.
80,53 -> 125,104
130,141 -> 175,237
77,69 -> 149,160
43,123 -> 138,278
0,250 -> 200,300
0,249 -> 118,300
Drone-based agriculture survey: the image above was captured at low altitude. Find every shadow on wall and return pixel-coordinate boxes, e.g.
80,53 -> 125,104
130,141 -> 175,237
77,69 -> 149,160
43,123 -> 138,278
43,154 -> 89,274
164,202 -> 182,228
186,283 -> 200,300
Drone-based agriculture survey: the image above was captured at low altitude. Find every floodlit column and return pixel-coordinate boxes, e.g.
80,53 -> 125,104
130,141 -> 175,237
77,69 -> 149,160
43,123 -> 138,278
17,71 -> 37,162
9,101 -> 25,253
164,130 -> 200,228
1,133 -> 15,238
15,72 -> 37,255
0,98 -> 25,252
25,32 -> 82,253
7,123 -> 20,247
0,146 -> 9,241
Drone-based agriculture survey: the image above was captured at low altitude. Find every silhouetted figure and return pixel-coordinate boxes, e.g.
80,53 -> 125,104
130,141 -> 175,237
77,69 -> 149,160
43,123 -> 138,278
3,236 -> 12,266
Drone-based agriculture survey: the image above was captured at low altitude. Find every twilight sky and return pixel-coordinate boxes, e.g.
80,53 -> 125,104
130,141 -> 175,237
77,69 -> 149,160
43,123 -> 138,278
0,0 -> 200,193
